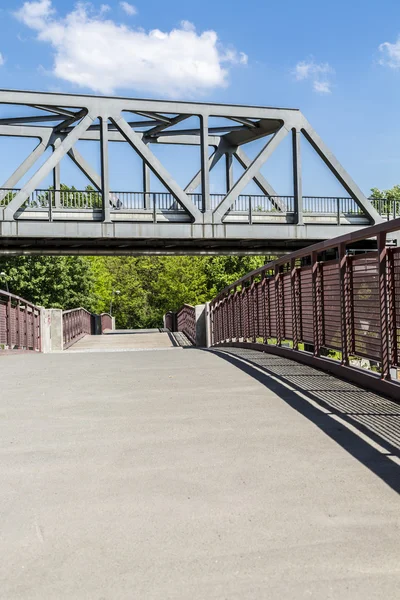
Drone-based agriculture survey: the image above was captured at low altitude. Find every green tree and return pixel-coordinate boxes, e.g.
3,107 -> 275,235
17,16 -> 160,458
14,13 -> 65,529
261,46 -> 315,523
0,256 -> 96,310
370,185 -> 400,216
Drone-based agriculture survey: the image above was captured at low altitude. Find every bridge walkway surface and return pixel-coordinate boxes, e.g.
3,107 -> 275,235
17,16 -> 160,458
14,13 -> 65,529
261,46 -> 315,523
1,340 -> 399,598
66,329 -> 177,352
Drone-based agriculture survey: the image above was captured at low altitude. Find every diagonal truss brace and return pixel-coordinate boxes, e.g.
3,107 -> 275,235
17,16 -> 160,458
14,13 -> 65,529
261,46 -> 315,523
111,115 -> 202,222
4,114 -> 95,219
301,118 -> 382,224
0,129 -> 53,201
213,126 -> 290,223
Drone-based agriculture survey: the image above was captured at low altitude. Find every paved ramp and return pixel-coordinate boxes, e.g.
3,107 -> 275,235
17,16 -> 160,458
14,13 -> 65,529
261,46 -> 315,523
1,348 -> 399,599
67,329 -> 176,352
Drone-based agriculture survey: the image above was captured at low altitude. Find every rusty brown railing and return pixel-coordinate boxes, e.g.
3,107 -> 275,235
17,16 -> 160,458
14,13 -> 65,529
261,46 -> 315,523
176,304 -> 196,344
210,218 -> 400,402
62,308 -> 93,349
0,289 -> 41,351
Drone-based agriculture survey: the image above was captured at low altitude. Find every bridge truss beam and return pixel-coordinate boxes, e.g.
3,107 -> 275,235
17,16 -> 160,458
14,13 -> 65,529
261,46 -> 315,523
0,90 -> 386,253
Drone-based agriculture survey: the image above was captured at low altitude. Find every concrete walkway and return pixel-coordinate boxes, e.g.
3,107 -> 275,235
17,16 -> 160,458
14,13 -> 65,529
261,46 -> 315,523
67,329 -> 176,352
0,348 -> 399,599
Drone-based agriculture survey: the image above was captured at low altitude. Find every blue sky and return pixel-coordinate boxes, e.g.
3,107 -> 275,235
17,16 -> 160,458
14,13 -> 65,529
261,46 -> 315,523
1,0 -> 400,196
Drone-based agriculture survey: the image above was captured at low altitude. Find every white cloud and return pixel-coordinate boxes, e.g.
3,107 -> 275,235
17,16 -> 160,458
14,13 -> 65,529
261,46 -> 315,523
14,1 -> 247,97
120,1 -> 137,16
313,80 -> 332,94
379,37 -> 400,68
0,52 -> 4,66
293,59 -> 334,94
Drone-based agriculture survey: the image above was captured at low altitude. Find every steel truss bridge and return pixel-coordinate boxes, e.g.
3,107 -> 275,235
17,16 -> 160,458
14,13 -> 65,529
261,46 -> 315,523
0,89 -> 396,255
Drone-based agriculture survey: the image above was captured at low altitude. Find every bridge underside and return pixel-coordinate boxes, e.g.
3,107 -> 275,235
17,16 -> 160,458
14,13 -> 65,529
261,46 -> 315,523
0,90 -> 385,254
0,223 -> 379,255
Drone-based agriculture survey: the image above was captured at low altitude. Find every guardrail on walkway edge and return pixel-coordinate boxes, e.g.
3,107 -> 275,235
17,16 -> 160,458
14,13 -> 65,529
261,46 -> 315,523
62,308 -> 93,349
63,309 -> 113,349
208,217 -> 400,401
0,289 -> 41,351
176,305 -> 196,345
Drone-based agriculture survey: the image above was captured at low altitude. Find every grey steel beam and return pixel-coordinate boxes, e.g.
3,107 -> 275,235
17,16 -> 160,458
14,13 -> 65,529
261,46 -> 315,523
301,117 -> 382,224
110,115 -> 202,222
31,105 -> 77,118
87,119 -> 164,131
144,114 -> 189,139
153,125 -> 246,138
226,152 -> 233,192
54,109 -> 87,132
292,129 -> 303,225
3,113 -> 94,219
67,147 -> 102,190
133,111 -> 172,124
52,139 -> 61,209
100,116 -> 111,223
0,115 -> 65,125
229,117 -> 257,128
0,130 -> 52,199
143,160 -> 150,209
0,89 -> 300,121
233,148 -> 283,209
200,115 -> 210,213
213,127 -> 290,222
184,142 -> 226,193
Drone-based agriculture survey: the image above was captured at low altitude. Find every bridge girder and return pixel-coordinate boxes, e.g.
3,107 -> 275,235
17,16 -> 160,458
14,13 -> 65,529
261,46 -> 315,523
0,89 -> 382,252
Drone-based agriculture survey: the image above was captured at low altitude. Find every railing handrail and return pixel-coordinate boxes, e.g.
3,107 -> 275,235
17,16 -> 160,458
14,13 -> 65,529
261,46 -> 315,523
0,288 -> 42,311
214,216 -> 400,300
62,307 -> 93,316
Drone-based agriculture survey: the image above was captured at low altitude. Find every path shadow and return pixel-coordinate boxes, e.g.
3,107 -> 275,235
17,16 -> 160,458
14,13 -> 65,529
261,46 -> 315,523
203,347 -> 400,496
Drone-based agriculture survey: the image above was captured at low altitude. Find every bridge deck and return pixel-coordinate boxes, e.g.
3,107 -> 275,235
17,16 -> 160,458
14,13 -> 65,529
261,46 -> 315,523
66,329 -> 176,352
1,346 -> 399,598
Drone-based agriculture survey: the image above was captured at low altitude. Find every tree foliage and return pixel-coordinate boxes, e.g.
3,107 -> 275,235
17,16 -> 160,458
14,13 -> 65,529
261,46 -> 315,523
0,253 -> 271,329
0,256 -> 96,310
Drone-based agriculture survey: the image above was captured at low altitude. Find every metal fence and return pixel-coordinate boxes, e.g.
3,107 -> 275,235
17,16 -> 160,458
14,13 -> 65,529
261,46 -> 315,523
176,304 -> 196,344
3,188 -> 400,221
210,217 -> 400,401
62,308 -> 93,349
0,289 -> 41,351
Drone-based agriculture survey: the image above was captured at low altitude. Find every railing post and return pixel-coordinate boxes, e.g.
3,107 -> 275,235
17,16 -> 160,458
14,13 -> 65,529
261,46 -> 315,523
153,193 -> 157,223
336,197 -> 341,225
312,250 -> 322,356
275,266 -> 282,346
291,259 -> 299,351
16,300 -> 21,348
378,232 -> 391,380
339,243 -> 350,366
6,295 -> 12,348
248,195 -> 253,225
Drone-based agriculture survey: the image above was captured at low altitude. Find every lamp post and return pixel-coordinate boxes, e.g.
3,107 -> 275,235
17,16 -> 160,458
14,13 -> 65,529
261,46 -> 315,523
110,289 -> 120,316
0,272 -> 9,293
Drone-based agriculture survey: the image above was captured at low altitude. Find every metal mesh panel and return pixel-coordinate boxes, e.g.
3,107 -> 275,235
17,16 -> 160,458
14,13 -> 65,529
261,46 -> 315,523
351,255 -> 381,361
256,282 -> 265,338
282,272 -> 293,340
321,260 -> 342,350
176,304 -> 196,344
268,278 -> 277,338
299,267 -> 313,344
